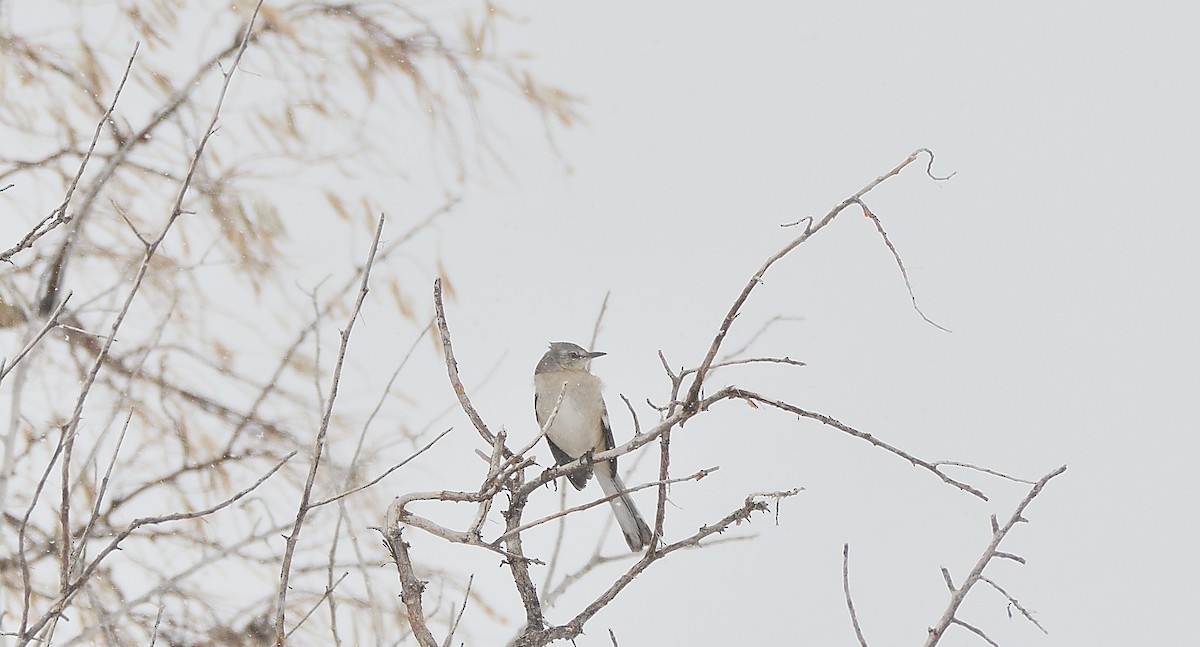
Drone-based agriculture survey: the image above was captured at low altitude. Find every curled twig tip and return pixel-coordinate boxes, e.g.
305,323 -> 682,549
914,148 -> 955,181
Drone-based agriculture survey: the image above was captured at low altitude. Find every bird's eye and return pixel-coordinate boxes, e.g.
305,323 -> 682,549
569,352 -> 581,359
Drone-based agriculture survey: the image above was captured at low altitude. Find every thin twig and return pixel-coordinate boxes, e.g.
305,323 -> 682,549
707,356 -> 806,370
842,544 -> 869,647
0,45 -> 139,264
980,575 -> 1047,633
18,429 -> 67,638
511,489 -> 802,646
950,619 -> 999,647
539,485 -> 570,602
494,467 -> 717,542
854,198 -> 950,332
311,427 -> 450,508
432,278 -> 500,448
0,293 -> 72,385
275,213 -> 386,643
924,465 -> 1066,646
20,452 -> 294,644
683,149 -> 951,412
587,291 -> 610,352
932,461 -> 1037,485
728,388 -> 987,500
443,574 -> 474,647
284,572 -> 350,640
716,315 -> 804,362
52,3 -> 261,621
69,410 -> 133,567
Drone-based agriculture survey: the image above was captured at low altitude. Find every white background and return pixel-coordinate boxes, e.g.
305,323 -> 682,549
411,2 -> 1199,645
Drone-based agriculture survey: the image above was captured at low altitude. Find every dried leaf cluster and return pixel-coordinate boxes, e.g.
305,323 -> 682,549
0,1 -> 575,644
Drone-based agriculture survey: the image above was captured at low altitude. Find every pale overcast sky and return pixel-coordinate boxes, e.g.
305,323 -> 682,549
415,2 -> 1199,644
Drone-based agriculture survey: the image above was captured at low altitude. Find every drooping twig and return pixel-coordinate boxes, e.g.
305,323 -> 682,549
683,149 -> 952,413
980,575 -> 1047,634
853,198 -> 950,332
727,388 -> 987,500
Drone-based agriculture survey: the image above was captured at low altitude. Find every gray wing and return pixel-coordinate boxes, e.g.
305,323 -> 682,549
598,398 -> 620,476
535,391 -> 589,490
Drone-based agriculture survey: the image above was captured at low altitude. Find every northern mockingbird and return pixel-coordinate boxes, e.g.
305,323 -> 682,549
534,342 -> 654,552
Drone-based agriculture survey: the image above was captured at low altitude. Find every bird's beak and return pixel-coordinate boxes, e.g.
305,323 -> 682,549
587,351 -> 606,359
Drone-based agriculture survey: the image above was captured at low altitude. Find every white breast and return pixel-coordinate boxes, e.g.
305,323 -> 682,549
536,371 -> 604,458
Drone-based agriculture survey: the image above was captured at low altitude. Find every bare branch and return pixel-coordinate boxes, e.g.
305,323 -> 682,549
443,574 -> 474,647
980,575 -> 1048,634
728,388 -> 987,500
275,212 -> 386,642
854,198 -> 950,332
716,314 -> 804,362
707,355 -> 806,371
950,618 -> 999,647
494,467 -> 718,543
933,461 -> 1038,485
311,427 -> 451,509
0,45 -> 139,264
380,528 -> 440,647
512,488 -> 802,646
284,572 -> 349,640
924,465 -> 1066,646
20,451 -> 295,643
587,291 -> 611,351
683,148 -> 951,412
941,568 -> 956,592
433,277 -> 501,448
0,292 -> 72,384
52,1 -> 263,614
843,544 -> 869,647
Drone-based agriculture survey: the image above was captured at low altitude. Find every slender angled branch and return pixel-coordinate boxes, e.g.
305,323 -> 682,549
843,544 -> 869,647
432,278 -> 501,448
0,45 -> 139,264
683,149 -> 950,412
19,452 -> 294,645
727,388 -> 987,500
52,5 -> 263,624
854,198 -> 949,332
0,292 -> 72,384
924,465 -> 1066,646
275,212 -> 386,643
512,489 -> 801,647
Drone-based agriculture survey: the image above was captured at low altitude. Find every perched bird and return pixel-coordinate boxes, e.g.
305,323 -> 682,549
534,342 -> 654,552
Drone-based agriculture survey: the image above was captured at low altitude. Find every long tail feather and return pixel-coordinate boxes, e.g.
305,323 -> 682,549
596,470 -> 653,552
